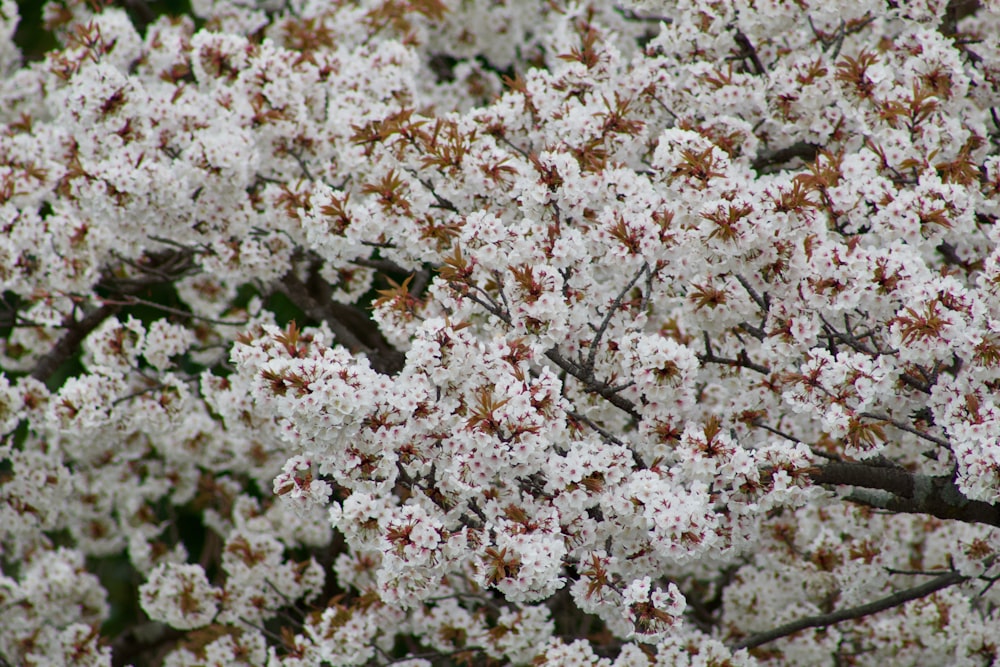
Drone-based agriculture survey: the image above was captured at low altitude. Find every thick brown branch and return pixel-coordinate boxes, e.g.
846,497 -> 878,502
30,302 -> 122,384
811,461 -> 1000,527
277,271 -> 404,374
941,0 -> 981,37
733,570 -> 967,650
733,29 -> 765,75
752,141 -> 821,172
111,625 -> 186,667
810,460 -> 915,497
279,271 -> 370,352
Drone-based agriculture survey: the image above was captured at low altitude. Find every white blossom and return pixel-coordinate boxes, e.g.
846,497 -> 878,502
139,563 -> 220,630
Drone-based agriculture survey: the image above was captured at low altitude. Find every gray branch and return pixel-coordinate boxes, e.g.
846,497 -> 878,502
733,570 -> 967,650
811,461 -> 1000,527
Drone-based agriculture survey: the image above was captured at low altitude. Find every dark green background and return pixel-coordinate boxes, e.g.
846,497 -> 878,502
14,0 -> 195,62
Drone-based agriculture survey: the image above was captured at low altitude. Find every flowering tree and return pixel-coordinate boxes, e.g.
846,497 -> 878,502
0,0 -> 999,664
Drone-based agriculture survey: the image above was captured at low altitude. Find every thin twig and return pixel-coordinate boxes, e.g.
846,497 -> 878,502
287,149 -> 315,181
350,256 -> 410,274
858,412 -> 950,448
565,409 -> 626,446
101,296 -> 249,327
407,170 -> 460,213
583,263 -> 649,377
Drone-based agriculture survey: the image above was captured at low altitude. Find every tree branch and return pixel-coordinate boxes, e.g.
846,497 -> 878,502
276,271 -> 405,374
30,248 -> 198,384
110,624 -> 185,667
941,0 -> 981,37
545,348 -> 642,421
811,461 -> 1000,527
751,142 -> 822,173
582,263 -> 649,377
733,569 -> 968,650
699,332 -> 771,374
858,411 -> 950,448
733,29 -> 765,76
278,271 -> 370,352
29,302 -> 122,384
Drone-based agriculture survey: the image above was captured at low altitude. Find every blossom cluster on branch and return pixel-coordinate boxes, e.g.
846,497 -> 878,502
1,0 -> 999,664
